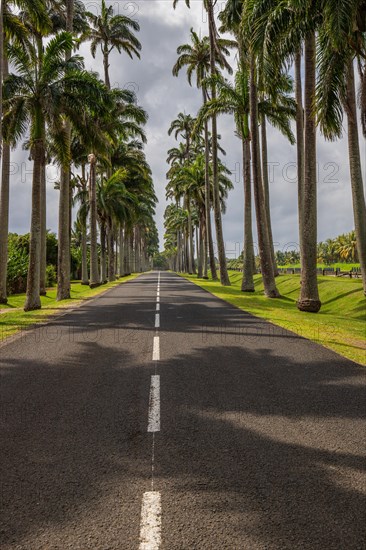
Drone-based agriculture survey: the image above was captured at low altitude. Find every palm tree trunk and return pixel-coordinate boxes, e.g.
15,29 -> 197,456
196,224 -> 200,276
241,136 -> 255,292
202,210 -> 208,279
131,231 -> 135,273
250,55 -> 280,298
114,229 -> 118,277
119,225 -> 124,276
40,161 -> 47,295
186,195 -> 194,274
198,217 -> 204,278
203,87 -> 216,279
57,164 -> 71,299
0,0 -> 4,145
124,227 -> 130,275
88,154 -> 100,287
261,116 -> 278,277
0,49 -> 9,304
103,48 -> 111,89
295,50 -> 304,259
81,165 -> 88,285
81,220 -> 88,284
107,222 -> 115,282
208,3 -> 230,286
345,61 -> 366,295
297,33 -> 321,312
184,228 -> 192,273
177,230 -> 181,271
0,141 -> 10,303
57,0 -> 74,301
24,138 -> 44,311
100,222 -> 107,283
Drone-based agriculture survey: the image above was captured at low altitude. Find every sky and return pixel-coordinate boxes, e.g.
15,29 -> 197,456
7,0 -> 366,258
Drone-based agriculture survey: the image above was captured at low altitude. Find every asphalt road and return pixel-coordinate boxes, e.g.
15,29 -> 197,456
0,271 -> 365,549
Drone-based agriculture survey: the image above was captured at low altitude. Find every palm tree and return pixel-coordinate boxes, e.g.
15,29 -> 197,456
335,231 -> 358,263
0,1 -> 46,304
57,0 -> 74,301
84,0 -> 141,89
315,11 -> 366,295
88,153 -> 100,286
3,32 -> 108,310
249,56 -> 280,298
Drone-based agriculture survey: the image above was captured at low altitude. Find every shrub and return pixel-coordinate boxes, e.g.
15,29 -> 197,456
7,247 -> 28,294
46,265 -> 57,287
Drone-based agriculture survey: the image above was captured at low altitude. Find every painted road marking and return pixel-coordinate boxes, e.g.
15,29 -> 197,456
152,336 -> 160,361
147,375 -> 160,432
139,491 -> 161,549
156,303 -> 160,312
156,295 -> 160,303
155,314 -> 160,329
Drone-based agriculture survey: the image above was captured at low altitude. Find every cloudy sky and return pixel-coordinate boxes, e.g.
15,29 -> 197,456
8,0 -> 366,257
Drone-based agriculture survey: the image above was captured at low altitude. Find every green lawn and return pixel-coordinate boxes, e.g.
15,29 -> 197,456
0,274 -> 141,344
182,271 -> 366,366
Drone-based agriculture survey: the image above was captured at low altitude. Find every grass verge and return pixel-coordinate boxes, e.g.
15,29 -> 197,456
0,274 -> 141,344
182,271 -> 366,366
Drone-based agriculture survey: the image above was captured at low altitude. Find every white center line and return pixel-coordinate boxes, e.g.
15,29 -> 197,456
156,295 -> 160,303
147,375 -> 160,432
152,336 -> 160,361
156,303 -> 160,312
155,314 -> 160,329
139,491 -> 161,550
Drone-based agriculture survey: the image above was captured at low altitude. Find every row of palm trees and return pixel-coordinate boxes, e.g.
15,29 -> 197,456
317,231 -> 360,265
165,0 -> 366,312
0,0 -> 158,311
164,114 -> 232,275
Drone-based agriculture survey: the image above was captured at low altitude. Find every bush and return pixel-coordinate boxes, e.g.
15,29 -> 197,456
46,265 -> 57,287
6,232 -> 58,295
7,245 -> 29,294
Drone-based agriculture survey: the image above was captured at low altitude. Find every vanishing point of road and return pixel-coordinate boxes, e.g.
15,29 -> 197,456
0,272 -> 365,549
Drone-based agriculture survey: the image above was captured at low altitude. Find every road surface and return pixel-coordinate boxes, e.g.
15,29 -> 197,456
0,272 -> 365,549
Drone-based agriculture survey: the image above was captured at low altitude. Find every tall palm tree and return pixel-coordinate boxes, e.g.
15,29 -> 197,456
3,32 -> 109,310
88,153 -> 99,286
57,0 -> 74,301
315,8 -> 366,295
0,1 -> 46,304
249,56 -> 280,298
84,0 -> 141,89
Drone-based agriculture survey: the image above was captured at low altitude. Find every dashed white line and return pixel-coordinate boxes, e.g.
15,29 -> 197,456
156,303 -> 160,312
139,491 -> 161,549
147,374 -> 160,432
152,336 -> 160,361
156,295 -> 160,303
155,314 -> 160,329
